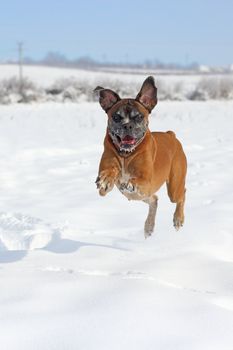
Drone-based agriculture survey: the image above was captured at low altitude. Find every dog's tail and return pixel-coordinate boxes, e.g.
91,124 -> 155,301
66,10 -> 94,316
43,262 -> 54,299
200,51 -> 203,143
166,130 -> 176,138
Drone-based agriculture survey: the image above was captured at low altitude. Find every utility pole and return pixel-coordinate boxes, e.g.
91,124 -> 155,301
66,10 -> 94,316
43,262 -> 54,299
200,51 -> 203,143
17,42 -> 23,95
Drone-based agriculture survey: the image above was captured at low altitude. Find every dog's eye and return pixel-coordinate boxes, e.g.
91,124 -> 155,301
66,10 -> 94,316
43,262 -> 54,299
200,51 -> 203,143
112,113 -> 122,123
134,114 -> 144,123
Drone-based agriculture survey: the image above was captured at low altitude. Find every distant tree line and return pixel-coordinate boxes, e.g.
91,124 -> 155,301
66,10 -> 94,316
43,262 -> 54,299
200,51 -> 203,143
6,51 -> 201,71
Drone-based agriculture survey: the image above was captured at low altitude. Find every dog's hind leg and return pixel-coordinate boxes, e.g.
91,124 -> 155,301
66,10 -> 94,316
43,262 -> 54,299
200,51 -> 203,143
173,196 -> 185,230
167,175 -> 186,230
143,195 -> 158,238
166,140 -> 187,230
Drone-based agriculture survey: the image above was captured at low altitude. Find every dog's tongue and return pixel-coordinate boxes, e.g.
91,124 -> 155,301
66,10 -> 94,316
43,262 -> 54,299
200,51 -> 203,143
121,135 -> 136,145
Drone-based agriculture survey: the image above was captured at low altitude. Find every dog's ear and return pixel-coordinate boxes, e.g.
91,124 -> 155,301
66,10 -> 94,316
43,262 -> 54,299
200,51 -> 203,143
94,86 -> 120,112
136,76 -> 157,112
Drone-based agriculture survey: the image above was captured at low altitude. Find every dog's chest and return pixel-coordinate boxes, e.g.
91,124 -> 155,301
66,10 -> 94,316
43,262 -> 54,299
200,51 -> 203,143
119,161 -> 130,183
116,159 -> 143,200
117,158 -> 131,185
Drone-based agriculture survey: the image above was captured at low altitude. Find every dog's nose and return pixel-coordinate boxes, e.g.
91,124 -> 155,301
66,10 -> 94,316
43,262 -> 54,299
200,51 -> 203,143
123,123 -> 132,131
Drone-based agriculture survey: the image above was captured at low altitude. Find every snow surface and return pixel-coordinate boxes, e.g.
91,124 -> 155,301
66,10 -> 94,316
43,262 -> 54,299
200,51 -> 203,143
0,64 -> 199,85
0,63 -> 203,90
0,100 -> 233,349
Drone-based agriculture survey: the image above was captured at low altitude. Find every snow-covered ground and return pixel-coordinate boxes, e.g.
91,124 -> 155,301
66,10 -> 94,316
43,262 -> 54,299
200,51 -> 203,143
0,64 -> 201,88
1,64 -> 233,104
0,100 -> 233,349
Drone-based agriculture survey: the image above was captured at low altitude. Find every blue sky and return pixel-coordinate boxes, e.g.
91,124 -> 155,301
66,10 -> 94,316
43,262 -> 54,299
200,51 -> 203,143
0,0 -> 232,65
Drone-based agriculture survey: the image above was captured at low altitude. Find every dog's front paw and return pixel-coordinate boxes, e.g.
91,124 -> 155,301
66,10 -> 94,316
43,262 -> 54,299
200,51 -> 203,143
119,181 -> 135,193
96,170 -> 116,196
120,179 -> 147,197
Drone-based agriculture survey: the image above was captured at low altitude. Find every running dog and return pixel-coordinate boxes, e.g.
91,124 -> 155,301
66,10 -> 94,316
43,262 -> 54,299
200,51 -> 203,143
95,76 -> 187,238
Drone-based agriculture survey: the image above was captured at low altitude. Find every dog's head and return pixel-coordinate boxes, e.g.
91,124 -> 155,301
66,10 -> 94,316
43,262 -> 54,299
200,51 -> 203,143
94,76 -> 157,154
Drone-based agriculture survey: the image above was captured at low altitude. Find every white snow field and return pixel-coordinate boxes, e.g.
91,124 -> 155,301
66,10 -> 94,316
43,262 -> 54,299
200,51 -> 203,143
0,100 -> 233,350
0,64 -> 201,88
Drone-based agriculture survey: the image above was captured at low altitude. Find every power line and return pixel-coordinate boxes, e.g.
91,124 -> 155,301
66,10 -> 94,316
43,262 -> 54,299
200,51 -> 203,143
17,41 -> 23,94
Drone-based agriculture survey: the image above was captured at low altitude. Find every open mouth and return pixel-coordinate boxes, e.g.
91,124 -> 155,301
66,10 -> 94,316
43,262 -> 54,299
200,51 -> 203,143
110,131 -> 144,153
120,135 -> 136,146
113,133 -> 137,149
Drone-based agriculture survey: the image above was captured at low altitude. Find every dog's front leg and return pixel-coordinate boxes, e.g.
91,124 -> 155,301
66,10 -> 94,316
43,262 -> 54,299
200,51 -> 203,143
96,153 -> 120,196
121,155 -> 154,198
121,174 -> 152,199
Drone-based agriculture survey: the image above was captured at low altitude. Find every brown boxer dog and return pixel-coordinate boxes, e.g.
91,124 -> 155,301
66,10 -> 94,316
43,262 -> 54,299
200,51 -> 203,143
94,76 -> 187,238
